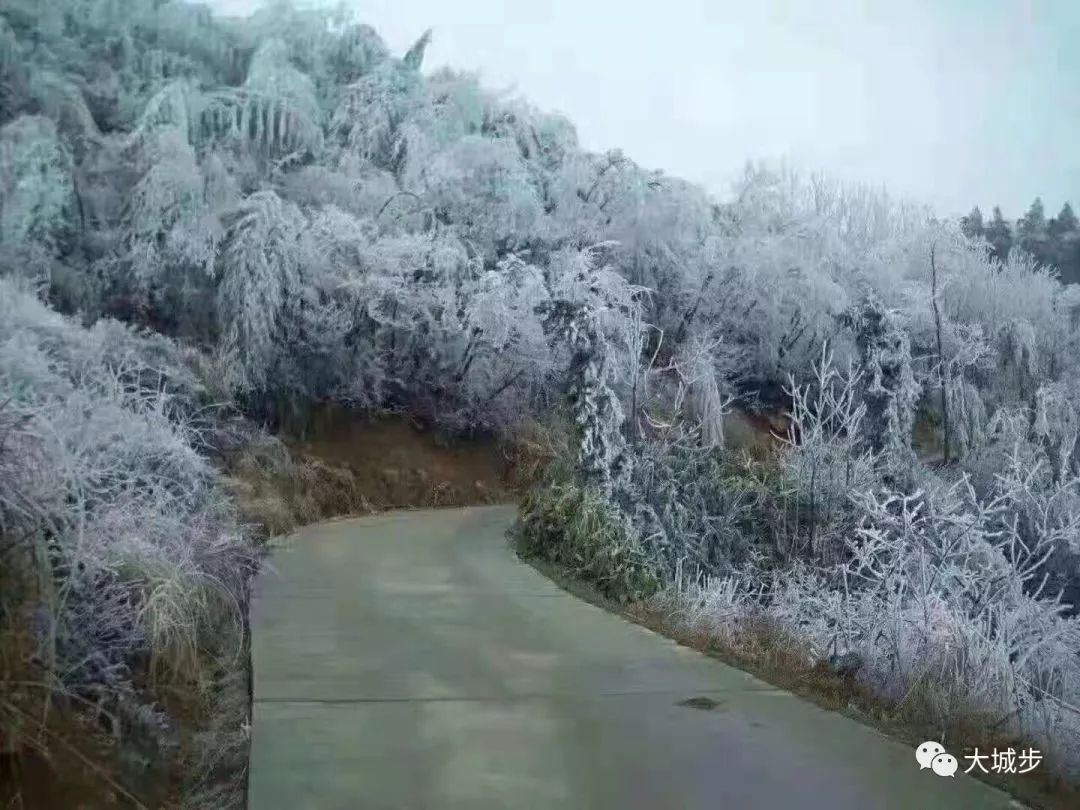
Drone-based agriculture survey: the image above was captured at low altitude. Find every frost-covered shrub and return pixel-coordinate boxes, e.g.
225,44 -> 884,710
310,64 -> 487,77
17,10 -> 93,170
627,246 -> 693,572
647,356 -> 1080,772
517,478 -> 661,602
274,215 -> 559,431
629,436 -> 759,580
666,458 -> 1080,771
215,190 -> 307,394
771,349 -> 882,562
0,115 -> 72,246
0,279 -> 253,747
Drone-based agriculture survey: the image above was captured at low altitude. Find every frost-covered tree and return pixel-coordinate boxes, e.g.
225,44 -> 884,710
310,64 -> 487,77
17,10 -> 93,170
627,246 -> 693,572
776,349 -> 880,561
0,115 -> 73,247
330,58 -> 425,175
421,135 -> 542,259
845,296 -> 920,480
539,246 -> 640,496
124,128 -> 203,256
215,190 -> 307,395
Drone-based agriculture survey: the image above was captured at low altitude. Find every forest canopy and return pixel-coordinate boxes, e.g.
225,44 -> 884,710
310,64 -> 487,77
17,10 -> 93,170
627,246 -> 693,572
962,199 -> 1080,284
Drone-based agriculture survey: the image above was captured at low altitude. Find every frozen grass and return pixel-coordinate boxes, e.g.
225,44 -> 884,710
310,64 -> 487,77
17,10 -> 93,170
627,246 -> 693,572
0,278 -> 256,805
518,478 -> 661,602
219,428 -> 369,535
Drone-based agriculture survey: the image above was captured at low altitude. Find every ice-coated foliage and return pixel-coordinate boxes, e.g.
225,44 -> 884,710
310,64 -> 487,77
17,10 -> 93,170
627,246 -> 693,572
330,60 -> 426,173
539,246 -> 637,497
845,295 -> 920,476
0,277 -> 252,748
661,361 -> 1080,769
0,115 -> 72,246
124,127 -> 203,247
421,135 -> 543,258
12,0 -> 1045,438
774,349 -> 880,561
215,190 -> 307,393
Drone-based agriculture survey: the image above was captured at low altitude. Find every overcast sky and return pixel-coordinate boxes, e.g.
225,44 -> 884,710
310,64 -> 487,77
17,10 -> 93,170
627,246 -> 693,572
210,0 -> 1079,218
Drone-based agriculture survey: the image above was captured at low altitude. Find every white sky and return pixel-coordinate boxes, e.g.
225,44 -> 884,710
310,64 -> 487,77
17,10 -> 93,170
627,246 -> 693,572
209,0 -> 1080,217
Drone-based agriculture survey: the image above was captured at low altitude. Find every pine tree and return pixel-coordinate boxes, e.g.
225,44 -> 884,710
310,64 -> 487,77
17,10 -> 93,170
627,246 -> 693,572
1019,197 -> 1047,235
1044,202 -> 1079,282
960,205 -> 984,240
1050,202 -> 1078,235
1017,197 -> 1050,265
984,205 -> 1013,262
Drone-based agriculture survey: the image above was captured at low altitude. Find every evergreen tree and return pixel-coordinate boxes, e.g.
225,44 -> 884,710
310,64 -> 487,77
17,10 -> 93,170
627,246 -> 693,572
984,205 -> 1013,262
976,200 -> 1080,282
1019,197 -> 1047,234
1049,201 -> 1078,236
960,205 -> 984,240
1063,240 -> 1080,285
1050,202 -> 1080,284
1017,197 -> 1049,264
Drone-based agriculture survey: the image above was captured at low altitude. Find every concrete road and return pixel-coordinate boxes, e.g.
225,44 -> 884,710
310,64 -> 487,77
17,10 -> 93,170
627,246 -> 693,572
249,505 -> 1017,809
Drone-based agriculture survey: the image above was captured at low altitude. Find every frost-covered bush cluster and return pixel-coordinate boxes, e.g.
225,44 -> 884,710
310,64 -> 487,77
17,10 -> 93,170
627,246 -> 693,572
3,0 -> 1080,785
0,0 -> 647,433
667,352 -> 1080,769
0,278 -> 253,772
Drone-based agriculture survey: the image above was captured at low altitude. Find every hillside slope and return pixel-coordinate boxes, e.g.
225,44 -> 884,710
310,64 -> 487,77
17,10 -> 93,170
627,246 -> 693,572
2,1 -> 1080,805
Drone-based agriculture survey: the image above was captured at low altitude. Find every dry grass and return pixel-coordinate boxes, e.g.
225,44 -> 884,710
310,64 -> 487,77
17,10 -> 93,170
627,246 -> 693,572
220,437 -> 369,536
0,558 -> 164,809
501,412 -> 575,490
169,624 -> 251,810
1,545 -> 253,810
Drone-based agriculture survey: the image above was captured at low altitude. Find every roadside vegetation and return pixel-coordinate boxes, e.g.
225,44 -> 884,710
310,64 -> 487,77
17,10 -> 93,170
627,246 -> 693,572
1,1 -> 1079,806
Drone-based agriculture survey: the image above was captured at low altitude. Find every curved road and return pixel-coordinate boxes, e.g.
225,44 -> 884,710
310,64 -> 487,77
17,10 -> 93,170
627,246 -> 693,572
249,505 -> 1017,809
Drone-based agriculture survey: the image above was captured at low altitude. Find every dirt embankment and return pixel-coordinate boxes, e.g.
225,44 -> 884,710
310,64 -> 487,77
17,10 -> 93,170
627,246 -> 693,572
294,408 -> 516,509
223,408 -> 519,538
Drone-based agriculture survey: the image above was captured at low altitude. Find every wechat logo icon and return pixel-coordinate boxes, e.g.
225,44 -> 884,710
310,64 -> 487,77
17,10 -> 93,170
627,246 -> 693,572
916,741 -> 957,777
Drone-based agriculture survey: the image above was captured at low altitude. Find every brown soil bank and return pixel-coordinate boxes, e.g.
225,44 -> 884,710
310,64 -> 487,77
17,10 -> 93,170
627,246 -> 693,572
222,408 -> 518,540
292,408 -> 516,510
